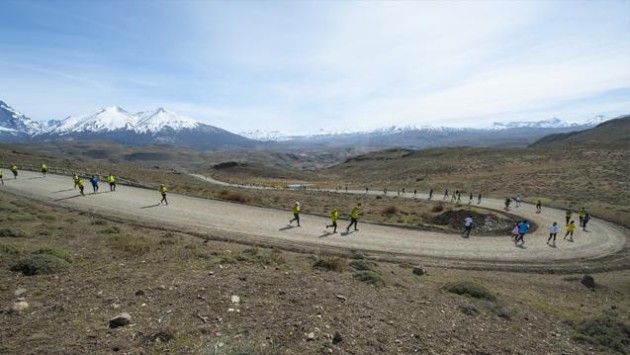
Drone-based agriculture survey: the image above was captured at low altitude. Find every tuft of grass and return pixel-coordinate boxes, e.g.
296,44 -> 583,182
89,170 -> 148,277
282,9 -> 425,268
0,242 -> 22,254
446,281 -> 496,302
11,254 -> 70,275
353,270 -> 385,286
32,247 -> 73,263
0,228 -> 28,238
253,250 -> 286,265
460,303 -> 480,316
574,310 -> 630,354
99,226 -> 121,234
313,256 -> 346,272
91,219 -> 108,226
108,235 -> 151,255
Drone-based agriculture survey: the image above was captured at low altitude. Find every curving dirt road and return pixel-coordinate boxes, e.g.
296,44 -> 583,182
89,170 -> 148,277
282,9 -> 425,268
3,171 -> 629,272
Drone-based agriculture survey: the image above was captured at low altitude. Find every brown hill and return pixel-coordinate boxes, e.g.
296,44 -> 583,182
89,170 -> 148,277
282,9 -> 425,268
529,115 -> 630,148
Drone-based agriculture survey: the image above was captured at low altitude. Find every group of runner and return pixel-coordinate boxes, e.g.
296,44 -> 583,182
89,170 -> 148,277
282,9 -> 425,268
289,201 -> 362,234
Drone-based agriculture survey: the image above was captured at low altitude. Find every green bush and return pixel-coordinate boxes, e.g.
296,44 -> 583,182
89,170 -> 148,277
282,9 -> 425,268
32,247 -> 73,263
382,205 -> 398,216
574,310 -> 630,353
349,259 -> 379,272
313,256 -> 346,272
353,270 -> 384,286
446,281 -> 496,302
0,228 -> 27,238
11,254 -> 69,275
99,226 -> 121,234
0,243 -> 21,254
108,235 -> 151,255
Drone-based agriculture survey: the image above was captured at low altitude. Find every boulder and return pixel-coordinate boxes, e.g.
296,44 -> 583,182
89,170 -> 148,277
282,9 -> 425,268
581,275 -> 596,289
108,312 -> 132,328
412,266 -> 426,276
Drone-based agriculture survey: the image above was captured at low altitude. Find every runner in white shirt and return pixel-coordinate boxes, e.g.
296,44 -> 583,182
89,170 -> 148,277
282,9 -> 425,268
547,221 -> 559,246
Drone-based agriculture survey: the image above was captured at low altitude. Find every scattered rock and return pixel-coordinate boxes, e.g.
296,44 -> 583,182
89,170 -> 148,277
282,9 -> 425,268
412,266 -> 426,276
307,332 -> 315,341
14,288 -> 27,297
332,331 -> 343,344
135,290 -> 145,296
12,298 -> 29,313
335,295 -> 347,302
231,295 -> 241,304
108,312 -> 132,328
581,275 -> 596,289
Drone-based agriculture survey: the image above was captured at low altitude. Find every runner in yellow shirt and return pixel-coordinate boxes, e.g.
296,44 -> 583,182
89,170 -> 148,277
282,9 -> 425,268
159,184 -> 168,205
289,201 -> 301,227
326,208 -> 339,233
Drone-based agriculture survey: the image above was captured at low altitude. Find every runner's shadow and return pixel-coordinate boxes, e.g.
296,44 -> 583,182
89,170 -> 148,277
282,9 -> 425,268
516,244 -> 527,249
54,194 -> 84,201
54,188 -> 75,193
340,230 -> 354,236
279,225 -> 295,231
141,204 -> 161,209
319,231 -> 333,238
25,176 -> 45,180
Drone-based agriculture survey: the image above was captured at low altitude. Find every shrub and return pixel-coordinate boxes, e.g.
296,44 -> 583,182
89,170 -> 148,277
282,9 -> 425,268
11,254 -> 69,275
349,259 -> 379,272
218,190 -> 248,203
0,243 -> 21,254
32,247 -> 73,263
460,303 -> 480,316
431,203 -> 445,213
0,228 -> 27,238
254,250 -> 286,265
353,270 -> 384,286
91,219 -> 108,225
446,281 -> 496,302
382,205 -> 398,216
313,256 -> 346,272
108,235 -> 151,255
574,310 -> 630,353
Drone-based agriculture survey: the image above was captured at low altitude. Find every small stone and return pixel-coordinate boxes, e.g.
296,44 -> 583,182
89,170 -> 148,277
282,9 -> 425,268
332,331 -> 343,344
208,271 -> 214,275
228,308 -> 235,312
581,275 -> 596,289
412,266 -> 426,276
307,332 -> 315,341
158,285 -> 167,290
12,298 -> 29,313
335,295 -> 347,302
14,288 -> 27,297
231,295 -> 241,304
108,312 -> 132,328
135,290 -> 145,296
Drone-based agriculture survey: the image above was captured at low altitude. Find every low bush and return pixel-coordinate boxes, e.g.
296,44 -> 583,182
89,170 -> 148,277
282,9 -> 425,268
353,270 -> 384,286
108,235 -> 151,255
0,228 -> 27,238
431,203 -> 445,213
313,256 -> 346,272
32,247 -> 73,263
382,205 -> 398,216
446,281 -> 496,302
349,259 -> 379,272
218,190 -> 248,203
574,310 -> 630,353
0,243 -> 21,254
99,226 -> 121,234
11,254 -> 69,275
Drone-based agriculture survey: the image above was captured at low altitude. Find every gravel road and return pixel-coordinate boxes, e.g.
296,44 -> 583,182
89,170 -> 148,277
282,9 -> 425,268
3,171 -> 628,271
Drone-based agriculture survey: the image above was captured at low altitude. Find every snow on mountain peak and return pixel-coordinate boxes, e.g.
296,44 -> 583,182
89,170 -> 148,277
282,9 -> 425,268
0,100 -> 43,134
51,106 -> 137,134
135,107 -> 199,133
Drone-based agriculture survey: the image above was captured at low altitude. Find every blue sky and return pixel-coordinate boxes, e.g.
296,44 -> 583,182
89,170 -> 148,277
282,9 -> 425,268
1,0 -> 628,134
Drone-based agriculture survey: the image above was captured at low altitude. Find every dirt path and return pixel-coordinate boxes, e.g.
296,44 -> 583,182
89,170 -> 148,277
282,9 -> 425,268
3,171 -> 629,272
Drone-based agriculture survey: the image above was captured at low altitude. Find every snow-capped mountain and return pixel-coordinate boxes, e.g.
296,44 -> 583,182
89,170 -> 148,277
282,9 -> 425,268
135,107 -> 200,134
49,106 -> 137,135
0,100 -> 43,136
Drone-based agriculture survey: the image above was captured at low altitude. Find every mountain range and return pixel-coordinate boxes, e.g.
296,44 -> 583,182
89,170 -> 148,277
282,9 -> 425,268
0,99 -> 620,150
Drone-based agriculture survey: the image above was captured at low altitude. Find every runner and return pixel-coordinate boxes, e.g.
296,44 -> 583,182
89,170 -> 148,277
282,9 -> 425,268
289,201 -> 301,227
443,189 -> 449,200
10,164 -> 17,179
72,173 -> 80,189
564,220 -> 576,241
468,193 -> 473,205
159,184 -> 168,205
547,222 -> 559,246
510,221 -> 520,240
77,177 -> 85,196
428,189 -> 433,200
582,213 -> 591,231
89,175 -> 99,193
504,197 -> 511,210
578,207 -> 587,227
477,193 -> 481,205
565,208 -> 573,225
41,163 -> 48,176
0,168 -> 3,185
536,200 -> 542,214
107,174 -> 116,192
326,208 -> 339,233
451,190 -> 457,203
463,215 -> 474,238
514,220 -> 530,245
346,203 -> 361,232
515,194 -> 522,208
